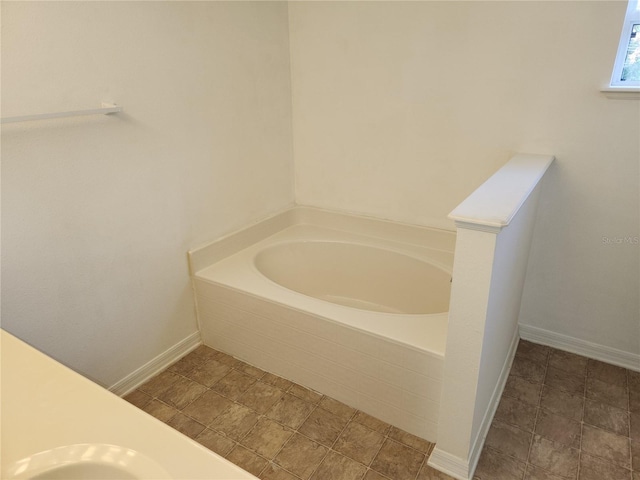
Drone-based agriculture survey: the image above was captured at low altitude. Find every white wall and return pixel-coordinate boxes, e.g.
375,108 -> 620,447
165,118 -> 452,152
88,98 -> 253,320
2,0 -> 638,390
289,2 -> 639,358
1,1 -> 294,387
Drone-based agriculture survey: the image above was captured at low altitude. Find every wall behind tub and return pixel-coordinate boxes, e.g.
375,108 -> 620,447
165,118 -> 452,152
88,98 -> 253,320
289,2 -> 639,360
1,1 -> 294,387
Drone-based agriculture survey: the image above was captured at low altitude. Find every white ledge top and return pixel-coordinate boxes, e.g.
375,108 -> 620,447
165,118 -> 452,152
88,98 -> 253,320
600,87 -> 640,100
448,153 -> 554,231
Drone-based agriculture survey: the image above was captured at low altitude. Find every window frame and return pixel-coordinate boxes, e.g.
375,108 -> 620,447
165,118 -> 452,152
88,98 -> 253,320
610,0 -> 640,87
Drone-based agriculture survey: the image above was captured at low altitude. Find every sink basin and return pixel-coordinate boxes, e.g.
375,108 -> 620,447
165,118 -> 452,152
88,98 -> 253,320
7,444 -> 172,480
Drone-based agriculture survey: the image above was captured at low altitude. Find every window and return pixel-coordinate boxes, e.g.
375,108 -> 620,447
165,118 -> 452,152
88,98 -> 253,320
611,0 -> 640,86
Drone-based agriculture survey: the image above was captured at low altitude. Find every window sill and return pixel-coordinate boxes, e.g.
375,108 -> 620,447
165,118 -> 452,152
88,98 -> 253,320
600,87 -> 640,99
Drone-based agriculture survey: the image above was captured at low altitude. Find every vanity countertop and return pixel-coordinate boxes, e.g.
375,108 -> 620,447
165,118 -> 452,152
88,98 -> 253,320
1,329 -> 258,479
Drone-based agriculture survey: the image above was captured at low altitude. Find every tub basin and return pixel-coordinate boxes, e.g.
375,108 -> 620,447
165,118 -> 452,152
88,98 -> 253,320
255,241 -> 451,314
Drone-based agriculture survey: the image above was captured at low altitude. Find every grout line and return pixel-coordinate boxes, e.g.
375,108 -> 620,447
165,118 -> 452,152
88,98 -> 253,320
413,452 -> 429,480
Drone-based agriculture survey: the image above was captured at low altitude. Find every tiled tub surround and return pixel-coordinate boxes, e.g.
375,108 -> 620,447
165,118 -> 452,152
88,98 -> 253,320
189,207 -> 455,441
125,341 -> 640,480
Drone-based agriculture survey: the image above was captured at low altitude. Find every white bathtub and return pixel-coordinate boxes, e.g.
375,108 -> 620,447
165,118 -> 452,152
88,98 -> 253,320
189,207 -> 455,441
255,241 -> 451,315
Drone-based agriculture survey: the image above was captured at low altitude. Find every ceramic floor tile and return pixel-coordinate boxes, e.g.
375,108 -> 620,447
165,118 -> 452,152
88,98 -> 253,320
156,376 -> 207,410
578,453 -> 633,480
211,369 -> 258,401
266,393 -> 316,430
185,359 -> 231,387
581,424 -> 631,468
310,451 -> 368,480
262,372 -> 295,391
141,398 -> 179,423
352,411 -> 392,435
139,370 -> 181,397
298,405 -> 350,447
493,395 -> 538,432
548,350 -> 588,377
515,340 -> 551,366
260,463 -> 302,480
631,412 -> 640,442
369,439 -> 424,480
333,421 -> 385,466
182,390 -> 234,426
524,464 -> 568,480
167,412 -> 206,439
318,396 -> 356,422
214,351 -> 242,368
630,390 -> 640,414
288,384 -> 323,404
209,403 -> 260,441
631,439 -> 640,471
190,345 -> 220,364
544,366 -> 586,396
586,377 -> 628,410
195,428 -> 236,456
503,374 -> 543,406
123,389 -> 152,409
629,371 -> 640,393
583,398 -> 630,436
388,426 -> 434,454
528,434 -> 579,478
534,408 -> 581,449
235,362 -> 266,379
539,385 -> 584,421
274,433 -> 328,479
125,343 -> 637,480
363,469 -> 392,480
417,463 -> 457,479
238,381 -> 285,414
484,421 -> 532,462
511,355 -> 547,384
227,445 -> 269,477
242,417 -> 294,459
587,359 -> 628,387
473,446 -> 526,480
168,352 -> 202,375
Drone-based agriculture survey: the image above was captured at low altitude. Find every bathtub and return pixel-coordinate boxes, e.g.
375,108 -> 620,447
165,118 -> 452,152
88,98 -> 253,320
188,207 -> 455,441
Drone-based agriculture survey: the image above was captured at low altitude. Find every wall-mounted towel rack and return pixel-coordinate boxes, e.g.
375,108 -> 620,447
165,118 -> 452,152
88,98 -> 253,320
1,103 -> 122,124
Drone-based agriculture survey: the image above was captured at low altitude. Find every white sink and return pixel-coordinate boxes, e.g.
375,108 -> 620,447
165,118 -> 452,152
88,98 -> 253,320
7,444 -> 173,480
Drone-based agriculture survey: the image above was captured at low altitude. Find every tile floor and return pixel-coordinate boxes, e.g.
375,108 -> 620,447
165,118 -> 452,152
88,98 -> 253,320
124,340 -> 640,480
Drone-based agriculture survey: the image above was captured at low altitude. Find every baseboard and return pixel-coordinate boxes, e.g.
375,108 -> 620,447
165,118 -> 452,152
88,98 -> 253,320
429,328 -> 519,480
519,324 -> 640,372
109,331 -> 202,397
427,448 -> 471,480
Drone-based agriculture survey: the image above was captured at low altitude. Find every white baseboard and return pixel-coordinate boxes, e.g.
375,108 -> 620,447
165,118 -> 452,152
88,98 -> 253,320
519,324 -> 640,372
429,328 -> 519,480
427,449 -> 471,480
109,332 -> 202,397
